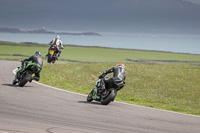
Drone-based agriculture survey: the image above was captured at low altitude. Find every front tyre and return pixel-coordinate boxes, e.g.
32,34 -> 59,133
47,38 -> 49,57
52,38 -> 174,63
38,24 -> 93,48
87,90 -> 94,102
101,88 -> 117,105
12,80 -> 17,85
18,72 -> 32,87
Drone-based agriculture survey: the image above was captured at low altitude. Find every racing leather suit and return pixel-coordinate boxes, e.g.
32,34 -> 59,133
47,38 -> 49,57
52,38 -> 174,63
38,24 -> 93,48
99,66 -> 126,90
18,55 -> 43,81
49,38 -> 64,57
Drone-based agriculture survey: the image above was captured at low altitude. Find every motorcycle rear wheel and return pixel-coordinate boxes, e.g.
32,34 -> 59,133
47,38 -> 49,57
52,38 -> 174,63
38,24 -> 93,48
101,88 -> 117,105
47,54 -> 53,63
18,72 -> 32,87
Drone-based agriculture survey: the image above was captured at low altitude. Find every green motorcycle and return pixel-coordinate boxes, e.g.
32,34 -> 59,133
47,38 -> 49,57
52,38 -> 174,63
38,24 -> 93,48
13,62 -> 41,87
87,78 -> 118,105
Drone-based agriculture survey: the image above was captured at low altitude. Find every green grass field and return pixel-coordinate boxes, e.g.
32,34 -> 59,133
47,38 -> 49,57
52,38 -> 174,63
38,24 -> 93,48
1,41 -> 200,116
1,41 -> 200,63
39,63 -> 200,115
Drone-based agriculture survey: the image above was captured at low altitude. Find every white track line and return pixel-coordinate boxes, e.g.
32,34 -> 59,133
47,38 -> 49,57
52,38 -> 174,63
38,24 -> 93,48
33,81 -> 86,97
0,131 -> 9,133
13,68 -> 200,118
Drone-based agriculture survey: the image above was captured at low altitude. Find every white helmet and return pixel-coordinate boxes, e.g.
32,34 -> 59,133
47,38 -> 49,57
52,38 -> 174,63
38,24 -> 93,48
56,35 -> 60,39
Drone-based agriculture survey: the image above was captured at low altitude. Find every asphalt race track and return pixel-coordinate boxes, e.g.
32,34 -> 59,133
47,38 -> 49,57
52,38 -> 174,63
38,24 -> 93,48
0,60 -> 200,133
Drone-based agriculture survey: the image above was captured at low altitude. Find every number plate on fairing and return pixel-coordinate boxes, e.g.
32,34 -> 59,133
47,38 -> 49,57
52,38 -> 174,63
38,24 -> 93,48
49,50 -> 54,54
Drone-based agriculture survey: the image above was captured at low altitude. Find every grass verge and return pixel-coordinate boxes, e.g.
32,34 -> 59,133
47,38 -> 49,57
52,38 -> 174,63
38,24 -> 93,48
39,63 -> 200,116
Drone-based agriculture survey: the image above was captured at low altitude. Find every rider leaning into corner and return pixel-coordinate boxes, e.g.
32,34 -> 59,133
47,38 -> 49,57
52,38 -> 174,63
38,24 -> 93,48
46,35 -> 64,59
98,63 -> 126,94
13,51 -> 43,83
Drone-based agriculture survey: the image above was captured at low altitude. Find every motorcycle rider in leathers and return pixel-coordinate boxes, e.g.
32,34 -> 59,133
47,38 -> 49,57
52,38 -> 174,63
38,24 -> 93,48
98,63 -> 126,94
46,35 -> 64,59
13,51 -> 43,83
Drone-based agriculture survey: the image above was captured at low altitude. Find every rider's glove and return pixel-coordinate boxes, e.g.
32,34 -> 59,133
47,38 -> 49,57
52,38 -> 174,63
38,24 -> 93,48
99,75 -> 103,79
99,72 -> 106,79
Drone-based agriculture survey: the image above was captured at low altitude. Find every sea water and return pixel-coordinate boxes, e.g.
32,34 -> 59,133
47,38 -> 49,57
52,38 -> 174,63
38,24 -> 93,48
0,32 -> 200,54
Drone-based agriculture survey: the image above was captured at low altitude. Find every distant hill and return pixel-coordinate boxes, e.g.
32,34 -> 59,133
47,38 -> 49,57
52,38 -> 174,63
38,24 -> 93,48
0,27 -> 102,36
0,27 -> 22,33
1,0 -> 200,35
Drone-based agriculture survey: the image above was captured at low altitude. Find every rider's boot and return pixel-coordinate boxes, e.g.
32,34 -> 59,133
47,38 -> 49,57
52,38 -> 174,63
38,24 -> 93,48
33,76 -> 39,81
55,56 -> 58,60
55,53 -> 59,60
29,76 -> 39,82
57,51 -> 61,57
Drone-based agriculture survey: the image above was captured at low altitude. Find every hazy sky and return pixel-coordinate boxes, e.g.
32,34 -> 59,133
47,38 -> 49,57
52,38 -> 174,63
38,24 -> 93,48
183,0 -> 200,4
1,0 -> 200,35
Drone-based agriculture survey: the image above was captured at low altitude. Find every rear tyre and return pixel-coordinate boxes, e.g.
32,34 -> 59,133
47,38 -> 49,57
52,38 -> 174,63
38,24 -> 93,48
101,88 -> 117,105
47,54 -> 53,63
18,72 -> 32,87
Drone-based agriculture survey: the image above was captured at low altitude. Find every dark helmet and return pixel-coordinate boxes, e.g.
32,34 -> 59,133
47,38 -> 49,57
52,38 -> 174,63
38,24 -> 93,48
117,63 -> 125,68
34,51 -> 41,56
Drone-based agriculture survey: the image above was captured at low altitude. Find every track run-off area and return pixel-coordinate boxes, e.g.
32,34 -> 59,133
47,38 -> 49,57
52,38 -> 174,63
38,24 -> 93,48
0,61 -> 200,133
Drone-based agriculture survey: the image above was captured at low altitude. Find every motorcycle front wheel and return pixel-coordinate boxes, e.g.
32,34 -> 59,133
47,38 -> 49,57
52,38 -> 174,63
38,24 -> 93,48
87,90 -> 94,102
